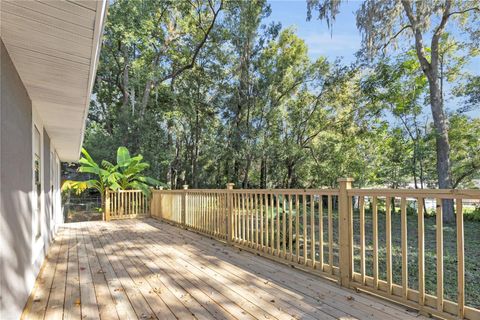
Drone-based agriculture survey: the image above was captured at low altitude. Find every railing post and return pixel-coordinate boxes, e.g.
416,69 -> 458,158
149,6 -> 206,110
105,188 -> 111,221
338,177 -> 354,287
182,185 -> 188,226
226,183 -> 235,243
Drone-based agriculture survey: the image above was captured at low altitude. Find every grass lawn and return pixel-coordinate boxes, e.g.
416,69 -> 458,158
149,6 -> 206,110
268,200 -> 480,309
348,209 -> 480,308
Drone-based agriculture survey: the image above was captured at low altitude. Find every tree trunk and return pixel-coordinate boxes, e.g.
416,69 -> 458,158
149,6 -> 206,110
428,77 -> 454,222
260,157 -> 267,189
401,0 -> 454,222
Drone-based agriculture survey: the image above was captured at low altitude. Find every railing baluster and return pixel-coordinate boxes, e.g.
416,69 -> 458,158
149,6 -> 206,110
260,193 -> 264,248
386,196 -> 392,294
328,195 -> 333,274
401,197 -> 408,299
202,194 -> 205,232
120,191 -> 124,216
244,193 -> 247,242
318,195 -> 323,270
212,194 -> 215,234
373,196 -> 378,289
359,196 -> 365,284
255,193 -> 259,248
265,193 -> 269,251
310,194 -> 316,267
245,193 -> 248,244
217,194 -> 220,236
202,194 -> 206,232
271,193 -> 275,254
245,193 -> 249,243
283,194 -> 287,258
418,197 -> 425,306
456,198 -> 464,318
210,193 -> 214,234
303,193 -> 307,264
289,195 -> 293,260
296,194 -> 300,263
214,194 -> 218,236
197,194 -> 200,230
206,193 -> 209,233
204,193 -> 206,232
277,194 -> 281,256
207,193 -> 210,231
194,194 -> 198,229
207,193 -> 211,233
131,192 -> 134,216
135,192 -> 138,215
436,198 -> 444,312
195,194 -> 198,230
232,193 -> 236,240
251,193 -> 255,246
241,193 -> 244,241
216,193 -> 218,235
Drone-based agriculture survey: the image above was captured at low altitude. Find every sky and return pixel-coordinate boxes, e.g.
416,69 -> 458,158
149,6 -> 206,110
265,0 -> 479,118
266,0 -> 362,63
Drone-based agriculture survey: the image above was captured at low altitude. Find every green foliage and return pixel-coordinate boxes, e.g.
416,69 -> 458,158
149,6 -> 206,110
62,148 -> 116,196
82,1 -> 479,191
62,147 -> 161,198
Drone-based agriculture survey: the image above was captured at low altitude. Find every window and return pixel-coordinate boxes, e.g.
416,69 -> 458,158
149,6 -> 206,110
34,126 -> 41,240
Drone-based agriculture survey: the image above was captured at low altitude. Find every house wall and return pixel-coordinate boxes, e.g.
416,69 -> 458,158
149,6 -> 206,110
0,39 -> 62,320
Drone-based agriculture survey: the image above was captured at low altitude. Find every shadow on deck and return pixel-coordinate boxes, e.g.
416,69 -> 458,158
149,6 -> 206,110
21,218 -> 426,319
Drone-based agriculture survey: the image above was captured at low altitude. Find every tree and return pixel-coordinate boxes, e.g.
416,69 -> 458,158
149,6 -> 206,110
448,115 -> 480,188
457,75 -> 480,113
307,0 -> 480,222
361,52 -> 432,188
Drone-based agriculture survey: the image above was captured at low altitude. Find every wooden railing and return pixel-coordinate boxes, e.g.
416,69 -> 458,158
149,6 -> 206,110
149,180 -> 480,320
348,188 -> 480,320
105,189 -> 149,220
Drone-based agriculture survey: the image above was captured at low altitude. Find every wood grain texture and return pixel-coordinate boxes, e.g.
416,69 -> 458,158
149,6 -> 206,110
22,219 -> 429,320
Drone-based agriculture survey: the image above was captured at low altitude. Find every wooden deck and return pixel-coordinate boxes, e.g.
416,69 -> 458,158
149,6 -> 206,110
22,219 -> 426,320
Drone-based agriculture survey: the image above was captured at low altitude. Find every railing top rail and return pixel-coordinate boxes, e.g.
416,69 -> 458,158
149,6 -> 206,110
230,189 -> 340,195
152,189 -> 188,193
107,189 -> 145,193
348,188 -> 480,199
148,187 -> 480,199
152,188 -> 340,195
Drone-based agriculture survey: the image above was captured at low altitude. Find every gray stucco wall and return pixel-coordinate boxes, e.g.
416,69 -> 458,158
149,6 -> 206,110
0,39 -> 34,319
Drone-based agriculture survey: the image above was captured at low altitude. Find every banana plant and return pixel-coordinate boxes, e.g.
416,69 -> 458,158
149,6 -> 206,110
62,148 -> 120,212
62,147 -> 161,212
103,147 -> 161,195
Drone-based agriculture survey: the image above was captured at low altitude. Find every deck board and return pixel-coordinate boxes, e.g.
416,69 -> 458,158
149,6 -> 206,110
22,219 -> 426,320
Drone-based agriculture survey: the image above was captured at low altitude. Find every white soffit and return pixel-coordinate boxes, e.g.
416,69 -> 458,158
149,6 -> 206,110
1,0 -> 108,162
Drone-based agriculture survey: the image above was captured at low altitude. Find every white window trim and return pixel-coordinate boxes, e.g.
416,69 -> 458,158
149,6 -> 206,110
50,148 -> 54,225
31,106 -> 45,264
